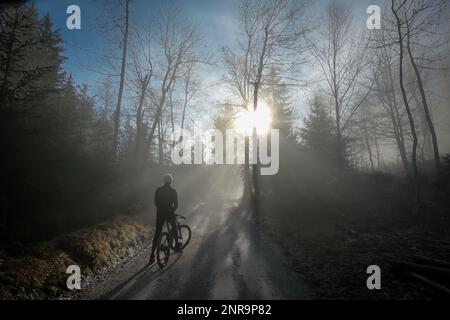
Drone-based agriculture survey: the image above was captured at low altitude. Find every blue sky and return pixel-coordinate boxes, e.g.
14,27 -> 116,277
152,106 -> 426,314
22,1 -> 450,155
32,0 -> 375,85
30,0 -> 380,124
32,0 -> 243,86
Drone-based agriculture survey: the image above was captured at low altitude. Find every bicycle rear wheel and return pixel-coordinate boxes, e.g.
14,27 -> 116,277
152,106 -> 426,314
156,232 -> 170,268
178,225 -> 191,249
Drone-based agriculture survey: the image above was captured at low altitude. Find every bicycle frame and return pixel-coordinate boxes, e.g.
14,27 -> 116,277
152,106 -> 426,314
156,214 -> 191,268
164,214 -> 185,245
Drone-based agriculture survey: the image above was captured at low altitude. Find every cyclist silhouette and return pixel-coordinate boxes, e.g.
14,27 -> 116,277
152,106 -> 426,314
149,173 -> 181,264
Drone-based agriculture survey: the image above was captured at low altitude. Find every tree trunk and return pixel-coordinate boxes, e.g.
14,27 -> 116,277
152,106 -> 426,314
250,29 -> 269,205
158,116 -> 163,164
0,4 -> 20,108
135,74 -> 150,163
112,0 -> 130,155
143,93 -> 167,164
365,128 -> 375,171
375,135 -> 381,169
392,1 -> 419,190
387,59 -> 410,176
390,260 -> 450,281
335,100 -> 343,172
143,56 -> 179,163
0,191 -> 6,229
405,19 -> 441,175
405,272 -> 450,296
252,85 -> 260,204
179,73 -> 191,143
169,80 -> 176,146
413,255 -> 450,270
332,40 -> 343,172
179,102 -> 187,143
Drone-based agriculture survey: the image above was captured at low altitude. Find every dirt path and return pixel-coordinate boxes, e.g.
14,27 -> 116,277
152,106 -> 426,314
83,168 -> 314,300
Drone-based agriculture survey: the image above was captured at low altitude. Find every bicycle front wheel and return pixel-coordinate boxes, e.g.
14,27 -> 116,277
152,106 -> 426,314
178,225 -> 191,249
156,232 -> 170,268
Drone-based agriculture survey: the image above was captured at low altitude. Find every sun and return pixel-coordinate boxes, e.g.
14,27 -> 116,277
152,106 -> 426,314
234,100 -> 272,136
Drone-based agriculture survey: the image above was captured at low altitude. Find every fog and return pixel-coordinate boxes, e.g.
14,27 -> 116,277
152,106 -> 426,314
1,0 -> 450,300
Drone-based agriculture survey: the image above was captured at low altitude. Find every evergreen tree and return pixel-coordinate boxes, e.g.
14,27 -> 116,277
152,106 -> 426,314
263,68 -> 295,139
299,94 -> 337,163
214,103 -> 235,135
0,3 -> 121,242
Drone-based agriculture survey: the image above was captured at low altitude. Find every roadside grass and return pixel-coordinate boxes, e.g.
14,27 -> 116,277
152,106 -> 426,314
0,215 -> 151,299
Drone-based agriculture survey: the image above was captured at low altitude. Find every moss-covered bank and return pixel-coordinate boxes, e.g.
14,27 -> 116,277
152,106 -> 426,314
0,215 -> 151,299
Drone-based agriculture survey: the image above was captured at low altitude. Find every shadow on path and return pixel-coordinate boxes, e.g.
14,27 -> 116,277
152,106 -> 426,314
103,252 -> 183,299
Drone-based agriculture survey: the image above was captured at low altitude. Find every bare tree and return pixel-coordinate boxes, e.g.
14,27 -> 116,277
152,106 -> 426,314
351,100 -> 386,172
224,0 -> 311,200
372,29 -> 410,176
179,63 -> 199,142
93,75 -> 116,155
391,0 -> 419,183
112,0 -> 131,155
128,23 -> 153,164
309,0 -> 371,172
71,0 -> 134,157
141,4 -> 205,163
400,0 -> 448,175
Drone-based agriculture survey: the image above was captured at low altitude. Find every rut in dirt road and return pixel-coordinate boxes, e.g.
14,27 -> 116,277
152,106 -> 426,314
96,167 -> 314,299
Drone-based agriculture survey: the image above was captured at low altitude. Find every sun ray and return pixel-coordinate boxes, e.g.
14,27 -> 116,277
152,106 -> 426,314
234,100 -> 272,136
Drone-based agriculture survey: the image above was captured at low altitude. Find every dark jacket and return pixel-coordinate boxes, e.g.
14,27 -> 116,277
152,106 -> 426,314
154,183 -> 178,217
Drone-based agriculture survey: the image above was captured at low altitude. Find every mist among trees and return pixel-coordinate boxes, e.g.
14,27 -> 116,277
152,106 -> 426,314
1,2 -> 450,298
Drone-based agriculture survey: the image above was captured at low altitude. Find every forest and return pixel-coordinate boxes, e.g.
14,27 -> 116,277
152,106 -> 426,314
1,0 -> 450,299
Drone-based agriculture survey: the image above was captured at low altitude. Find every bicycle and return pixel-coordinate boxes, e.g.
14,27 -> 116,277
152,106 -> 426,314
156,214 -> 191,268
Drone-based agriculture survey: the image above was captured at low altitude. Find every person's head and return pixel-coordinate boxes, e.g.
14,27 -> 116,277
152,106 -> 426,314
162,173 -> 173,185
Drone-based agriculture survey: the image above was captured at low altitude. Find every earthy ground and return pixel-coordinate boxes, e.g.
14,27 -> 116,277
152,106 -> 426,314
2,167 -> 449,300
80,167 -> 315,300
259,173 -> 450,299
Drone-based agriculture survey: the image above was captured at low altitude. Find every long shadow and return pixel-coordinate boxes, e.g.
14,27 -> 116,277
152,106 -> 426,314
101,252 -> 183,300
100,263 -> 154,299
175,193 -> 313,299
175,199 -> 253,299
107,199 -> 248,300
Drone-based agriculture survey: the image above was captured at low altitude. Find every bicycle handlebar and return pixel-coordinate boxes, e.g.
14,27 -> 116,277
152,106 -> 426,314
175,214 -> 186,219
